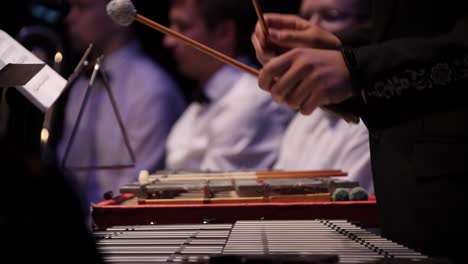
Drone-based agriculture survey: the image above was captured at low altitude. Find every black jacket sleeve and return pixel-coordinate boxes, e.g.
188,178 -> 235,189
341,15 -> 468,106
334,2 -> 468,128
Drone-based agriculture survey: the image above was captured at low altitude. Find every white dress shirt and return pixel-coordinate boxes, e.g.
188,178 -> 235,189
274,109 -> 374,194
57,41 -> 186,206
166,64 -> 294,171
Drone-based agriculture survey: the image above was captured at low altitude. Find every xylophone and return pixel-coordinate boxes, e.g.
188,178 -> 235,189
93,220 -> 447,264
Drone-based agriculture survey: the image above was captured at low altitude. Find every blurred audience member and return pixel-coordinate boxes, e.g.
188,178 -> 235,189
164,0 -> 293,171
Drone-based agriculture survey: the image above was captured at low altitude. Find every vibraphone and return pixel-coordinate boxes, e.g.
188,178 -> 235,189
94,220 -> 443,264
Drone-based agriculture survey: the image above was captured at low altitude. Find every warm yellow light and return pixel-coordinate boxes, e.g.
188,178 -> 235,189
54,52 -> 63,63
41,128 -> 49,143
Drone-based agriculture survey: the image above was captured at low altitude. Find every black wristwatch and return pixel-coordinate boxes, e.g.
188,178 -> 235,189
341,47 -> 366,103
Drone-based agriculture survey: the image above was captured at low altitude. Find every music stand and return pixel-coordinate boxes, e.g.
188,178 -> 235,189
59,46 -> 136,171
0,63 -> 46,150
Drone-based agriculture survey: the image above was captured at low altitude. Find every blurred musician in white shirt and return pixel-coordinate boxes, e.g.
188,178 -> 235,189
272,0 -> 374,194
164,0 -> 294,171
56,0 -> 186,213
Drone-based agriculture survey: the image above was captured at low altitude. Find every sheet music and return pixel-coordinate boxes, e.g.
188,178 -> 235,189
0,29 -> 66,112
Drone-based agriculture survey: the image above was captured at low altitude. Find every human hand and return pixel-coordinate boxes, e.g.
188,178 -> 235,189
258,48 -> 354,115
251,13 -> 342,65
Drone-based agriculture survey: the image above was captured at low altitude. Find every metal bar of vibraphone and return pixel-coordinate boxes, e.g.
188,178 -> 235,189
96,224 -> 233,264
97,239 -> 228,246
106,224 -> 233,231
103,255 -> 211,264
221,220 -> 428,263
103,255 -> 174,263
99,247 -> 225,255
97,240 -> 228,248
96,230 -> 231,239
321,220 -> 427,259
224,222 -> 382,263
